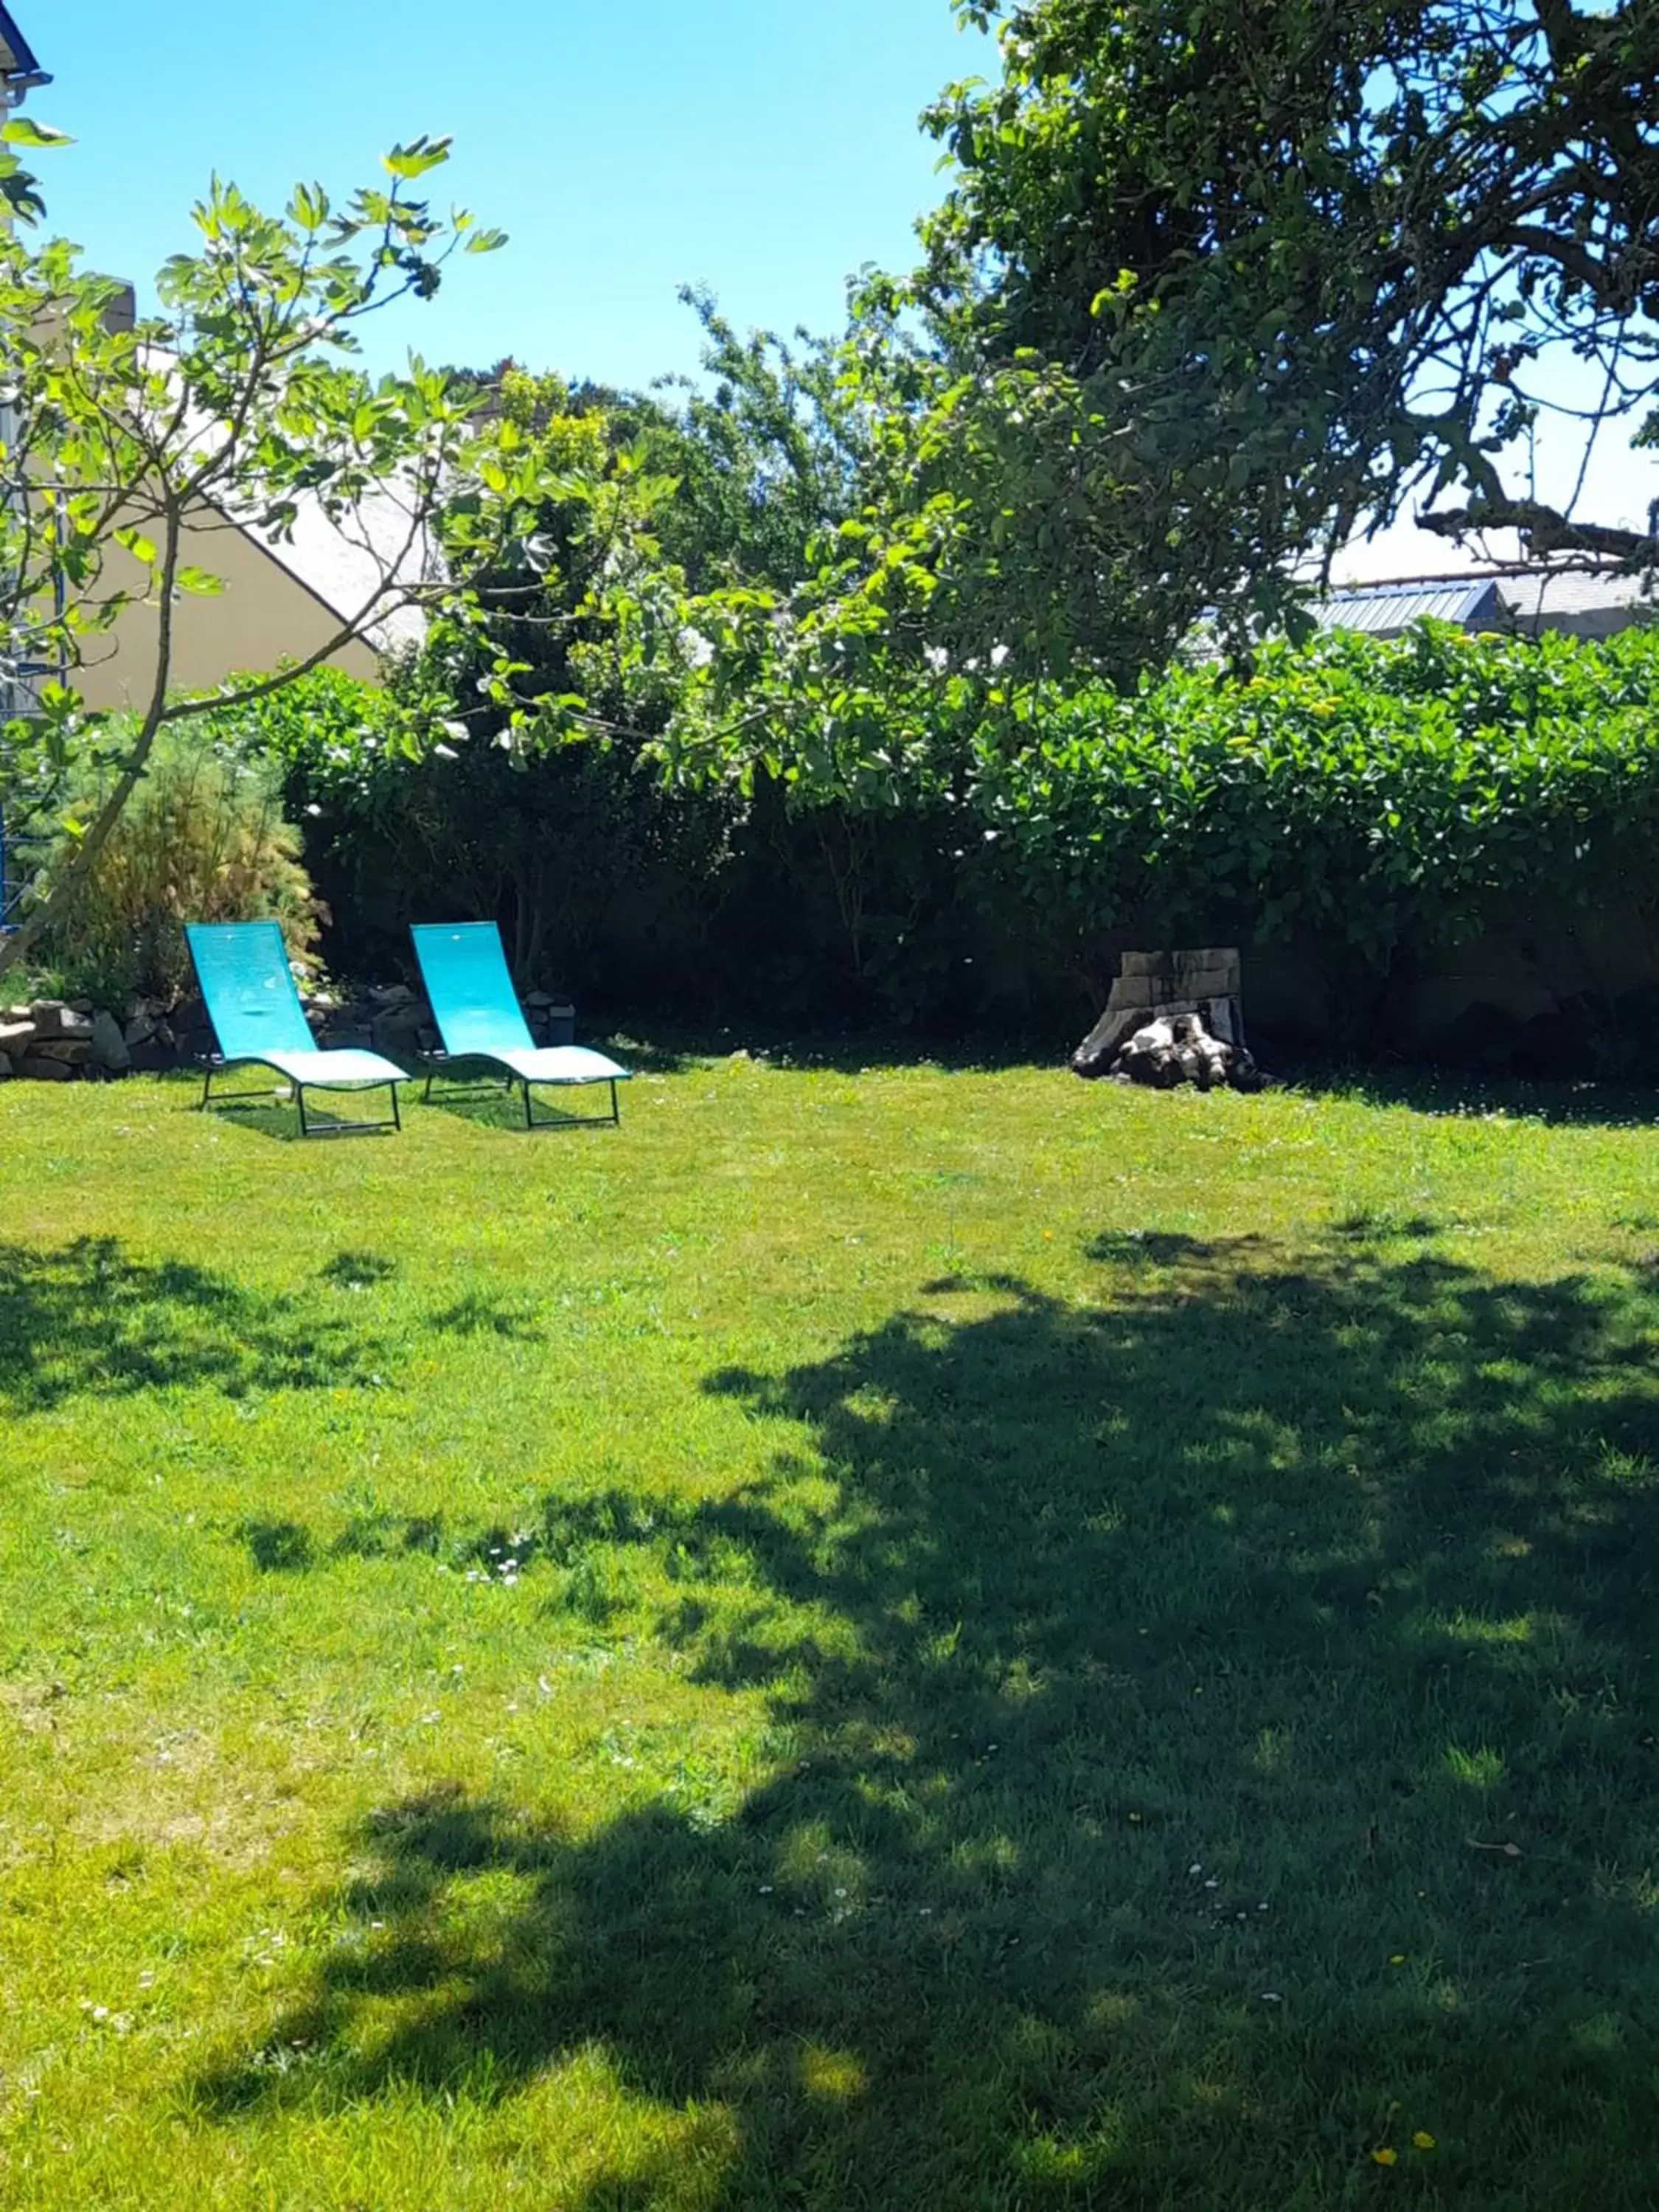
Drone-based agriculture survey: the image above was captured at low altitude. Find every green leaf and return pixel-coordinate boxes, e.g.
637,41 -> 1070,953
175,566 -> 226,597
465,228 -> 508,254
291,181 -> 329,232
383,136 -> 453,181
1,116 -> 74,148
114,526 -> 159,567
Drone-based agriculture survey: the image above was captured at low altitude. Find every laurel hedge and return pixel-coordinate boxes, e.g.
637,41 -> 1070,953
200,620 -> 1659,1051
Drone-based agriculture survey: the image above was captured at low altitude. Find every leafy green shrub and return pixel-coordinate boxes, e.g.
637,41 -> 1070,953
40,726 -> 317,1008
185,625 -> 1659,1054
964,622 -> 1659,992
215,667 -> 739,1003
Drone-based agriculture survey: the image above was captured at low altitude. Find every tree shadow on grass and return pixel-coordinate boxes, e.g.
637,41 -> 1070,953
0,1236 -> 387,1413
591,1024 -> 1051,1077
195,1229 -> 1659,2208
240,1517 -> 316,1573
1288,1062 -> 1659,1130
429,1289 -> 543,1341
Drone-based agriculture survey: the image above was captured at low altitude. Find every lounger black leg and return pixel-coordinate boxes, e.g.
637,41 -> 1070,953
197,1059 -> 280,1116
293,1078 -> 403,1138
518,1079 -> 625,1131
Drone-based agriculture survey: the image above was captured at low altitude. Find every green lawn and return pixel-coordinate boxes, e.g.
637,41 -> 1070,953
3,1053 -> 1659,2208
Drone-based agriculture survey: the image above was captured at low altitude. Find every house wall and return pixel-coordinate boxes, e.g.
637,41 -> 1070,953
72,506 -> 380,712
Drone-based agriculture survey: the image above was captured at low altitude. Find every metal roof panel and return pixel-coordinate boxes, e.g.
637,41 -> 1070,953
1313,580 -> 1503,633
0,5 -> 42,78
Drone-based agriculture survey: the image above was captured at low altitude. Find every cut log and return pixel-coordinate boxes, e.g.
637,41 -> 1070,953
1073,1008 -> 1266,1091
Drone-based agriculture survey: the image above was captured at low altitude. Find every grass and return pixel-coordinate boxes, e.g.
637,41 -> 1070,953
3,1051 -> 1659,2208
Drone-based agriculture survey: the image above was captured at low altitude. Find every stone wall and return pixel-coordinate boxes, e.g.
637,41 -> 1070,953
0,984 -> 576,1082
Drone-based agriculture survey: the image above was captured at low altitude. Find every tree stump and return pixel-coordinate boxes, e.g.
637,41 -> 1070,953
1071,950 -> 1267,1090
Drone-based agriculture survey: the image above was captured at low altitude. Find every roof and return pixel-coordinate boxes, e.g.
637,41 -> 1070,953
1313,565 -> 1658,641
1312,577 -> 1506,635
0,4 -> 44,80
1496,567 -> 1655,622
114,340 -> 437,658
243,484 -> 437,656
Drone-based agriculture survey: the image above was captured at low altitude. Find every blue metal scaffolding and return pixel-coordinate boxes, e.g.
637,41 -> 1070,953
0,801 -> 47,934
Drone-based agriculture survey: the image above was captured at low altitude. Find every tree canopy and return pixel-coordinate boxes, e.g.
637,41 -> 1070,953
17,1 -> 1659,924
915,0 -> 1659,613
0,136 -> 686,981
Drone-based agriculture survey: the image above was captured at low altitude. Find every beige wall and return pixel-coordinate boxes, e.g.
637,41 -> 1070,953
72,504 -> 380,712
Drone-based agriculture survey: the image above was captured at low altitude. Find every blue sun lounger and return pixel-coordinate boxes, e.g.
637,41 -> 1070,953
186,920 -> 409,1136
411,921 -> 630,1129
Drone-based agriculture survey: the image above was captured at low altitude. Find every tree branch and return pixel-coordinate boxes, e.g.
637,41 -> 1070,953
0,502 -> 184,981
1418,494 -> 1658,566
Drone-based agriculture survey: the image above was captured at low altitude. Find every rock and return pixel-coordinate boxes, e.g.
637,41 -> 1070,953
126,1036 -> 173,1074
18,1052 -> 74,1081
0,1050 -> 11,1079
29,1001 -> 92,1040
90,1009 -> 131,1072
31,1037 -> 91,1064
370,1001 -> 428,1057
0,1018 -> 35,1052
370,984 -> 416,1007
123,1010 -> 157,1047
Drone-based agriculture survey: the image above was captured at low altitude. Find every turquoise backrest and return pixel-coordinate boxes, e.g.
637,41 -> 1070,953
186,921 -> 315,1060
411,922 -> 534,1059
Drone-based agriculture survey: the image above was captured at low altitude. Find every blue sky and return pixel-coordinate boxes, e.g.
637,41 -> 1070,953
17,2 -> 1656,574
21,0 -> 992,389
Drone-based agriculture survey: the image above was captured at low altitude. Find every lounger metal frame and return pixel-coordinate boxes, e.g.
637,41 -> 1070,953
199,1055 -> 403,1136
420,1053 -> 620,1130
